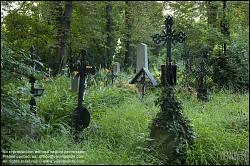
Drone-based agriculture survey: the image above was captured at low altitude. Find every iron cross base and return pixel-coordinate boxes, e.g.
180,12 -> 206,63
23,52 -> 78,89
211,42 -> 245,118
161,63 -> 177,86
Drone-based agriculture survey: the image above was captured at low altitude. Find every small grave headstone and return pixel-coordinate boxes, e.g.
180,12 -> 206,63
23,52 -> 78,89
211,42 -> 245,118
136,43 -> 148,73
71,75 -> 79,92
109,62 -> 121,85
113,62 -> 120,75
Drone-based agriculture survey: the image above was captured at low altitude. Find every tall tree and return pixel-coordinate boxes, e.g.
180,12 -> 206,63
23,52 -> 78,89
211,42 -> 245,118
54,1 -> 73,75
124,1 -> 133,69
105,1 -> 114,67
206,1 -> 219,49
221,1 -> 229,55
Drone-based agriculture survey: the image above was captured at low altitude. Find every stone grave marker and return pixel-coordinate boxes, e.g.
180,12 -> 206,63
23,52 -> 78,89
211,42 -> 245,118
113,62 -> 120,75
136,43 -> 148,73
71,75 -> 79,92
110,62 -> 121,85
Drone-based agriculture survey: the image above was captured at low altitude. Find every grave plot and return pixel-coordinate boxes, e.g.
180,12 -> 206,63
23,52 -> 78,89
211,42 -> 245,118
150,15 -> 194,165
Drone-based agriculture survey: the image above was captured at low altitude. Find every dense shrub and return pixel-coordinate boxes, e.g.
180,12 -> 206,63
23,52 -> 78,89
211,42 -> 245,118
1,34 -> 48,149
211,30 -> 249,92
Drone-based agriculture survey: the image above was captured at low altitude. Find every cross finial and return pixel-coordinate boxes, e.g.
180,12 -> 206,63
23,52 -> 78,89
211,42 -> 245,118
165,15 -> 174,34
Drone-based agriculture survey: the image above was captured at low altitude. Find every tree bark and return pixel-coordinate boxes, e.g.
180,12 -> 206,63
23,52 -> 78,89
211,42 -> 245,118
206,1 -> 218,49
105,1 -> 114,67
124,1 -> 132,70
54,1 -> 73,75
221,1 -> 229,55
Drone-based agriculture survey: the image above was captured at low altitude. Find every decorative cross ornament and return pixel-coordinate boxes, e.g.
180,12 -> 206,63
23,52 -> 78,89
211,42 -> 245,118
152,15 -> 187,86
152,15 -> 187,64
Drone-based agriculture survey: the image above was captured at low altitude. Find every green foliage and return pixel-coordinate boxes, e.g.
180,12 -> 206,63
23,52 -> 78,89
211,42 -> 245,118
1,33 -> 32,84
2,2 -> 55,67
37,75 -> 137,133
151,86 -> 195,164
85,86 -> 135,119
211,37 -> 249,91
70,1 -> 110,67
161,1 -> 249,92
182,91 -> 249,165
1,86 -> 47,144
7,88 -> 162,165
68,1 -> 164,68
37,77 -> 77,134
4,81 -> 249,165
1,1 -> 249,165
1,32 -> 48,150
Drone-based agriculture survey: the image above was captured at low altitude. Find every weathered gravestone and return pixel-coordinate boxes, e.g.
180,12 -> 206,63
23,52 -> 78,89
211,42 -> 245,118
71,75 -> 79,92
113,62 -> 120,75
70,58 -> 81,93
136,43 -> 148,73
110,62 -> 121,85
130,43 -> 158,99
150,15 -> 194,164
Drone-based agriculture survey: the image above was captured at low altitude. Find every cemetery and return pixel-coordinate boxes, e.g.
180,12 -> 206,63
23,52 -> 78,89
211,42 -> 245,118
1,1 -> 249,165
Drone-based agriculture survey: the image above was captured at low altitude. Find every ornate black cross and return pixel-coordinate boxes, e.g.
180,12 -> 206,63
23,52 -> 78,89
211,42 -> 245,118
152,15 -> 187,64
72,49 -> 96,134
152,15 -> 187,86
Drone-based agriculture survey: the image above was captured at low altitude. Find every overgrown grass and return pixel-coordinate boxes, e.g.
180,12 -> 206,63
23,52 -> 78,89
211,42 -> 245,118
4,76 -> 249,165
181,90 -> 249,165
9,88 -> 161,165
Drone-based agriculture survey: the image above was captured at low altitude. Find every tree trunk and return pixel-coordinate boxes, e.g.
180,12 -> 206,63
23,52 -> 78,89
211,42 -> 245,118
54,1 -> 73,75
105,1 -> 114,67
206,1 -> 218,49
221,1 -> 229,55
54,1 -> 63,75
124,1 -> 132,70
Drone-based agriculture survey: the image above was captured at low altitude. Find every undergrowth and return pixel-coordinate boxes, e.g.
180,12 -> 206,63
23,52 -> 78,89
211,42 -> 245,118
2,76 -> 249,165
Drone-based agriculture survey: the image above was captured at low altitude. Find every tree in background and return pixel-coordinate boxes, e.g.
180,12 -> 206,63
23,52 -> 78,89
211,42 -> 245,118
124,1 -> 133,69
54,1 -> 73,75
211,1 -> 249,91
105,1 -> 114,68
1,1 -> 248,87
163,1 -> 249,91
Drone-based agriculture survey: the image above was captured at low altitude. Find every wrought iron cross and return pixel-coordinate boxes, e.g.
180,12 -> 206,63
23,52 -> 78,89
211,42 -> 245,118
152,15 -> 187,64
